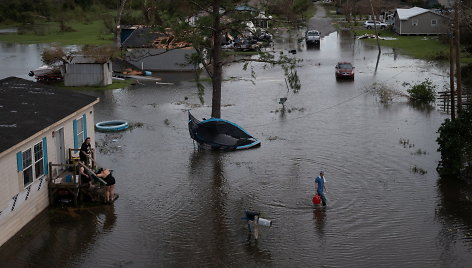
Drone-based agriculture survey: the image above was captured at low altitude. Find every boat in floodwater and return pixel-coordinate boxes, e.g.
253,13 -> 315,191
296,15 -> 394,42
28,65 -> 63,81
188,112 -> 261,150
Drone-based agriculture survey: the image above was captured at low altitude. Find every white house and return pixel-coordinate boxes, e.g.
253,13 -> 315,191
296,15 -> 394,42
0,77 -> 99,247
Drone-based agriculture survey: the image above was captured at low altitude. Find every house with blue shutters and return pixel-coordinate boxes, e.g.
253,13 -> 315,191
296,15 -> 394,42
0,77 -> 99,247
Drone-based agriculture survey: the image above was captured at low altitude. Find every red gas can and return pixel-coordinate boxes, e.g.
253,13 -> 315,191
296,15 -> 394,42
312,194 -> 321,205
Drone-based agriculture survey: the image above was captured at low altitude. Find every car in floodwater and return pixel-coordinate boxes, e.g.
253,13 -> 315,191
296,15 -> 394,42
305,30 -> 320,46
335,62 -> 354,80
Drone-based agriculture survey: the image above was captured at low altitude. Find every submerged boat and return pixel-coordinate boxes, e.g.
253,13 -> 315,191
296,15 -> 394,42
28,65 -> 63,81
188,112 -> 261,150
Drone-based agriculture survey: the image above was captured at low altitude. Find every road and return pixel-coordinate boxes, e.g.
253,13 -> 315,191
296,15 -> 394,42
307,2 -> 337,38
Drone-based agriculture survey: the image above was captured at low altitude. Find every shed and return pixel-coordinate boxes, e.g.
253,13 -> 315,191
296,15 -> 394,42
0,77 -> 99,247
63,55 -> 112,87
393,7 -> 448,35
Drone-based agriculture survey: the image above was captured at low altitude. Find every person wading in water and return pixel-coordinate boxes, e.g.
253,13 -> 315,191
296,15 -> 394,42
314,171 -> 328,206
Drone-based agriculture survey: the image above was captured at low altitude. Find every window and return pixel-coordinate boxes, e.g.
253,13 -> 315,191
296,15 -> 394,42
34,142 -> 44,179
431,19 -> 437,26
73,115 -> 87,149
412,19 -> 418,26
21,141 -> 45,187
22,149 -> 33,186
76,117 -> 84,146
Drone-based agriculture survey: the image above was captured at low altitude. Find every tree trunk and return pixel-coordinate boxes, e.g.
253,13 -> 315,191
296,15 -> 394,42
454,0 -> 462,114
211,0 -> 222,118
116,0 -> 127,48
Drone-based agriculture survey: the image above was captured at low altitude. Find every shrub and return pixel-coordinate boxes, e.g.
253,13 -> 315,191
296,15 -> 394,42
367,82 -> 406,104
407,78 -> 436,103
41,45 -> 65,65
437,106 -> 472,179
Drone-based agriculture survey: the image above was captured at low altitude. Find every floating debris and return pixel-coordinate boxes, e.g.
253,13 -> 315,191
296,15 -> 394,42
411,165 -> 427,175
357,34 -> 397,40
411,149 -> 427,155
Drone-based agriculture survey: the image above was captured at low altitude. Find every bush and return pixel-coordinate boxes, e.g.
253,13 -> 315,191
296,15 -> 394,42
437,106 -> 472,179
407,78 -> 436,103
41,45 -> 65,65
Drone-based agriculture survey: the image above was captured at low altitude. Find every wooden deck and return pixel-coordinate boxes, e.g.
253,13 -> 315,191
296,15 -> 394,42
48,161 -> 111,206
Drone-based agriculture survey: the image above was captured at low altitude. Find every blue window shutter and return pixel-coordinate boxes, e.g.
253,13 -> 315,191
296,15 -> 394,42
83,114 -> 87,139
42,137 -> 48,175
73,119 -> 78,149
16,152 -> 23,172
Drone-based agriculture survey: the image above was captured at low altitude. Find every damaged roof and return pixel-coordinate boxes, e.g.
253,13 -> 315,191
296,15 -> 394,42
121,27 -> 190,49
0,77 -> 98,154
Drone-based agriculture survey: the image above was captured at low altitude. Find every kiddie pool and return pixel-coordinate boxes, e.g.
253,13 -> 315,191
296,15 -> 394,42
95,120 -> 129,132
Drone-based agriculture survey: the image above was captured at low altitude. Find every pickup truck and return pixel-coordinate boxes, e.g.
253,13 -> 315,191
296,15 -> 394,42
305,30 -> 320,46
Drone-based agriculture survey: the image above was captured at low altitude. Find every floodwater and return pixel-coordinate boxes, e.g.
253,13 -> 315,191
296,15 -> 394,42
1,30 -> 472,267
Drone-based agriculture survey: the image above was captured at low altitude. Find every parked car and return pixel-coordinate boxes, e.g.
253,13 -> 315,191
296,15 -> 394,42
335,62 -> 354,79
363,20 -> 388,29
305,30 -> 320,46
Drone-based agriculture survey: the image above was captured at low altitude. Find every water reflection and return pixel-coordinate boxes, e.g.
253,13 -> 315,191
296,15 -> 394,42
408,101 -> 435,115
313,207 -> 326,238
436,176 -> 472,265
0,205 -> 116,266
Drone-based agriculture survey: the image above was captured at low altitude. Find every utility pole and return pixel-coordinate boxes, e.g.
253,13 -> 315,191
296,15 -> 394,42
450,22 -> 456,120
454,0 -> 462,114
369,0 -> 381,74
369,0 -> 381,54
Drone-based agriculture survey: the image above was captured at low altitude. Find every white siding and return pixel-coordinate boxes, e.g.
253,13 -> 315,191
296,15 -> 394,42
64,62 -> 112,87
0,105 -> 96,247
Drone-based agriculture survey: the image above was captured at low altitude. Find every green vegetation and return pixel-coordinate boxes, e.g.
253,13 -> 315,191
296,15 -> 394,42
267,0 -> 316,25
0,20 -> 112,45
437,106 -> 472,179
406,78 -> 436,103
54,79 -> 134,90
351,29 -> 472,64
354,29 -> 449,60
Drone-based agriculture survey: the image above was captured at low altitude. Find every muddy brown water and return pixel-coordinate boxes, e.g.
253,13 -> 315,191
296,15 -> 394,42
1,30 -> 472,267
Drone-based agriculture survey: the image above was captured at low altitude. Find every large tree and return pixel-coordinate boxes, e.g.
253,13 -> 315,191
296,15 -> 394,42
134,0 -> 300,118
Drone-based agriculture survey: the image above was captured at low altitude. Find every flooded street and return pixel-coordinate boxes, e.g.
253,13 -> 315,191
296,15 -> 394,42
1,29 -> 472,266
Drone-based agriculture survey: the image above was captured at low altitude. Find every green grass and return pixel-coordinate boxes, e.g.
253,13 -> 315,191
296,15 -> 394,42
353,29 -> 453,61
53,79 -> 133,90
0,20 -> 113,45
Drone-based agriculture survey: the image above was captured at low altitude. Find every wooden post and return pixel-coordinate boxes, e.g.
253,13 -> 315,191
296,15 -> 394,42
253,216 -> 259,240
48,162 -> 53,204
450,22 -> 456,120
455,0 -> 462,114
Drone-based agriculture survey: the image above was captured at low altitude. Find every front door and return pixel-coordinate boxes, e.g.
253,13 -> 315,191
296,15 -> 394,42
54,128 -> 65,171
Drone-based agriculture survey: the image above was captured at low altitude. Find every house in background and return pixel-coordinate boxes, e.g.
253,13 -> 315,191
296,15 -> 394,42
120,26 -> 197,72
0,77 -> 99,247
393,7 -> 448,35
63,55 -> 112,87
